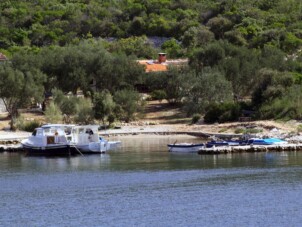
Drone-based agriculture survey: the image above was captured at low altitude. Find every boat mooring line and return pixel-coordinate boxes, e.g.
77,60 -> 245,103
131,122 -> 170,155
71,145 -> 84,156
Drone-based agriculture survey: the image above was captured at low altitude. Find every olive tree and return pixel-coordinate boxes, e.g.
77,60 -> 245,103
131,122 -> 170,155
0,63 -> 46,130
93,90 -> 116,126
114,89 -> 144,122
184,68 -> 233,115
74,98 -> 94,125
44,102 -> 63,124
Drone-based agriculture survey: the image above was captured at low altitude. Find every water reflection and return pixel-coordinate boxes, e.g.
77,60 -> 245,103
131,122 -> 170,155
0,137 -> 302,173
2,137 -> 302,227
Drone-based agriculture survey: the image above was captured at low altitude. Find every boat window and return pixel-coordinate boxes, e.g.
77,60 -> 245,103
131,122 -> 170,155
32,129 -> 37,136
79,128 -> 85,134
65,127 -> 71,135
86,128 -> 93,135
36,129 -> 43,136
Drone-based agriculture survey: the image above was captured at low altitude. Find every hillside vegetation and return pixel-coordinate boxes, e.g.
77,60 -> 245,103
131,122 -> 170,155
1,0 -> 302,129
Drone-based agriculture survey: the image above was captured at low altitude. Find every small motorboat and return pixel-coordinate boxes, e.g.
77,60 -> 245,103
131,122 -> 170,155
206,140 -> 245,148
167,143 -> 205,153
247,138 -> 288,145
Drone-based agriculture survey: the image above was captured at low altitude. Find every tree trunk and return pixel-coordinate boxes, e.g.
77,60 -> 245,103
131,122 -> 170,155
10,116 -> 16,131
9,108 -> 18,131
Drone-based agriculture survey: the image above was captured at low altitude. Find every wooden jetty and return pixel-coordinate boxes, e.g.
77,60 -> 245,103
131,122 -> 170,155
198,144 -> 302,155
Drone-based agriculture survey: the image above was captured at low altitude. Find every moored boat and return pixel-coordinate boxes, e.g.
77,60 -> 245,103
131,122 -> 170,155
206,140 -> 246,148
247,138 -> 288,145
70,125 -> 121,153
167,143 -> 205,153
99,137 -> 121,151
21,125 -> 76,156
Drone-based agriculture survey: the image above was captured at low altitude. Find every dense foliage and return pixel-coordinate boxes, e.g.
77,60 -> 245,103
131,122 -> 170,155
1,0 -> 302,127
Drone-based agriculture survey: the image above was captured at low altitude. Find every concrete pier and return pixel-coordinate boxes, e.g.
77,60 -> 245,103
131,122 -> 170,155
198,144 -> 302,155
0,144 -> 24,153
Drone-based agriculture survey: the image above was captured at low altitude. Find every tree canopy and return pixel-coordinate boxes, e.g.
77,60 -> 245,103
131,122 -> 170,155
1,0 -> 302,125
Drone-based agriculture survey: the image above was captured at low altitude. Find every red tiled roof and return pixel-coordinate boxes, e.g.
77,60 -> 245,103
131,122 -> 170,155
0,53 -> 8,61
138,60 -> 168,72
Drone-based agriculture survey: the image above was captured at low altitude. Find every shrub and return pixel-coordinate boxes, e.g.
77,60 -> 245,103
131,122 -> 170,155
114,89 -> 144,122
16,117 -> 40,132
191,114 -> 201,124
203,104 -> 224,123
245,128 -> 263,134
22,121 -> 41,132
297,124 -> 302,133
204,103 -> 241,123
74,98 -> 94,124
150,90 -> 167,102
218,128 -> 227,133
234,127 -> 262,134
234,127 -> 245,134
44,102 -> 63,123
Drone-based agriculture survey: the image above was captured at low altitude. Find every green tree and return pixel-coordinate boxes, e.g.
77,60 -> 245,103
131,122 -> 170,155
44,102 -> 62,124
181,26 -> 214,49
161,38 -> 182,58
107,36 -> 156,58
0,63 -> 45,130
184,68 -> 233,115
258,84 -> 302,120
162,67 -> 189,104
93,90 -> 116,125
206,16 -> 233,39
221,43 -> 260,99
190,42 -> 225,70
252,68 -> 294,108
74,98 -> 94,124
114,89 -> 143,122
60,97 -> 78,123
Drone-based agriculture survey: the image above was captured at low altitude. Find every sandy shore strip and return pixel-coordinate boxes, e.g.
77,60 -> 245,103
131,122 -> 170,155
0,130 -> 31,141
0,120 -> 302,142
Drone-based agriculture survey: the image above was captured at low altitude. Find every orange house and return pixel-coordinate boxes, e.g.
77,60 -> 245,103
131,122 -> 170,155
138,53 -> 188,73
0,53 -> 8,62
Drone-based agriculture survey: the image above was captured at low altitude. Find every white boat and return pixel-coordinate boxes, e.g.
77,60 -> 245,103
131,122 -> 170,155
99,136 -> 121,151
69,125 -> 121,153
167,143 -> 205,153
21,124 -> 77,156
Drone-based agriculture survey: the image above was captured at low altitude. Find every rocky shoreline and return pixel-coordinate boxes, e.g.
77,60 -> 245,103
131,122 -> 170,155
1,120 -> 302,153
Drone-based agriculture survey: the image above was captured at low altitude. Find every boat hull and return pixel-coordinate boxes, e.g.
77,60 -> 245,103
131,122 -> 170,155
206,139 -> 248,148
76,142 -> 107,153
75,141 -> 121,154
168,143 -> 204,153
248,138 -> 288,145
107,141 -> 121,151
22,143 -> 77,156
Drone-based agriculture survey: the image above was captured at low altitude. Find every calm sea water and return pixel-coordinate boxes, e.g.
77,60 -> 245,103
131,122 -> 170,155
1,136 -> 302,227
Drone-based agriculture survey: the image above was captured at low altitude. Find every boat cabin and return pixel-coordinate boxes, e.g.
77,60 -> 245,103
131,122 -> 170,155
70,125 -> 99,145
27,126 -> 68,148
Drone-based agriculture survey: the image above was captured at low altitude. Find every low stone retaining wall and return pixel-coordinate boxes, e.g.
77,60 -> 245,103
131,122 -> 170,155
0,139 -> 24,152
198,144 -> 302,155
